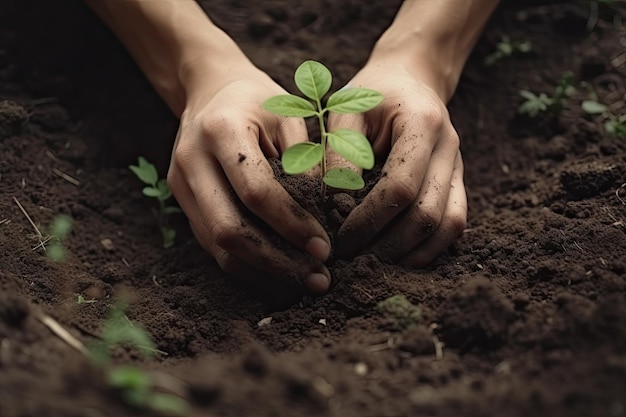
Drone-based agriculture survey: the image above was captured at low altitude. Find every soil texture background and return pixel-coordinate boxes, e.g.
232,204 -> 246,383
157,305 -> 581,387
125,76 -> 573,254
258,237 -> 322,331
1,1 -> 626,416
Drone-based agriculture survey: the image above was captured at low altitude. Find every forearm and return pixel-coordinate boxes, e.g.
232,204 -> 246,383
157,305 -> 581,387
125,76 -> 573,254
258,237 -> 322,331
371,0 -> 499,101
85,0 -> 251,116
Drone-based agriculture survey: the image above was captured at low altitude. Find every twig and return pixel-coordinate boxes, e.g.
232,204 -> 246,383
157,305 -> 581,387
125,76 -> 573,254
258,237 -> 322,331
616,183 -> 626,205
53,168 -> 80,186
38,314 -> 89,356
0,218 -> 9,226
13,197 -> 43,238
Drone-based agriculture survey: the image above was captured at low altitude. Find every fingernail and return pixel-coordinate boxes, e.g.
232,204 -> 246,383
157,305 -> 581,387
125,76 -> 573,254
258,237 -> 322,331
304,272 -> 330,294
305,237 -> 331,262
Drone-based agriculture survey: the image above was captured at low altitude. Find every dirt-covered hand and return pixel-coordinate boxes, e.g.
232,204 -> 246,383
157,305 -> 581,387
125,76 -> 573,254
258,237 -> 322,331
167,63 -> 332,293
329,64 -> 467,267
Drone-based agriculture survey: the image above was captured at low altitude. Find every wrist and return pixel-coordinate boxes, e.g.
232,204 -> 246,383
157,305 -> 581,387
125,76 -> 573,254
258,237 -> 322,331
368,0 -> 499,102
368,34 -> 458,102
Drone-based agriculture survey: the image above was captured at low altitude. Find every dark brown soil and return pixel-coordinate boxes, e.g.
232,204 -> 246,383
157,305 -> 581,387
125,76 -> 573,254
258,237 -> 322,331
2,1 -> 626,417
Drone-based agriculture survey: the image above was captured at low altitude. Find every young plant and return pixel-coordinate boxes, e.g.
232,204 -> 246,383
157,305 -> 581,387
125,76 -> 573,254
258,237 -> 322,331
129,157 -> 181,248
376,294 -> 421,329
518,72 -> 575,117
484,36 -> 532,66
582,99 -> 626,138
89,302 -> 189,416
262,60 -> 383,199
46,214 -> 73,262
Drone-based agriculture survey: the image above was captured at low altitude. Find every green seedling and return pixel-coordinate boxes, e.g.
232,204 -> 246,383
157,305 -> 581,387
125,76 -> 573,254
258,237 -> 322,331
46,214 -> 73,262
129,157 -> 181,248
108,366 -> 189,416
518,72 -> 575,117
262,60 -> 383,199
77,294 -> 97,304
89,301 -> 158,366
376,294 -> 421,329
582,99 -> 626,138
90,301 -> 189,416
484,36 -> 532,66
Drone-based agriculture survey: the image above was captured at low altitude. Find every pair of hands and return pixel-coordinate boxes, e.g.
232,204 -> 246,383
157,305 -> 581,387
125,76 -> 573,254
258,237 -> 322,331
166,59 -> 467,295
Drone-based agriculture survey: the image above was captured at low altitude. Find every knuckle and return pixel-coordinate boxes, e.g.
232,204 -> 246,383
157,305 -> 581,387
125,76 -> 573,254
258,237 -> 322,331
447,130 -> 461,149
238,179 -> 272,209
446,212 -> 467,237
418,105 -> 447,132
389,177 -> 419,206
413,206 -> 441,235
215,251 -> 240,275
212,222 -> 239,251
201,111 -> 237,136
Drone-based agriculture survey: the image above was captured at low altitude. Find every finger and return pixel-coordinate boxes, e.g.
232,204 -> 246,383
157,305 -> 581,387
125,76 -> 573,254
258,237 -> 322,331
206,116 -> 331,263
368,130 -> 459,262
173,147 -> 331,293
188,221 -> 306,304
401,151 -> 467,267
335,108 -> 449,258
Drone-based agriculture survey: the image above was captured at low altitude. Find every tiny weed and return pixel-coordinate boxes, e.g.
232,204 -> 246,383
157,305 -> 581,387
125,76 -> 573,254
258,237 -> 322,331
46,214 -> 73,262
484,36 -> 532,66
376,294 -> 421,329
90,301 -> 189,416
129,157 -> 181,248
518,72 -> 575,117
77,294 -> 97,304
582,99 -> 626,138
262,60 -> 383,199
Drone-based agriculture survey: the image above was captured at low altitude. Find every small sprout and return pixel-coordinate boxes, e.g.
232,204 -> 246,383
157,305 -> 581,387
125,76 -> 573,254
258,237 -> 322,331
262,60 -> 383,199
376,294 -> 421,328
518,90 -> 553,117
77,294 -> 97,304
89,302 -> 189,416
582,99 -> 626,138
46,214 -> 73,262
108,366 -> 189,416
581,99 -> 609,114
484,36 -> 532,66
129,157 -> 181,248
518,72 -> 575,117
89,301 -> 157,366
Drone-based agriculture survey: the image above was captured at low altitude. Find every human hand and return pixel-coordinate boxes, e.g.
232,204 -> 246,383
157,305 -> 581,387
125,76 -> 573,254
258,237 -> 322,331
167,60 -> 332,293
329,63 -> 467,267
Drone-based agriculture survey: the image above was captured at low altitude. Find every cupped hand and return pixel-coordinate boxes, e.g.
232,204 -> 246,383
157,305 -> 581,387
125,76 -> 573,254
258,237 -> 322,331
328,63 -> 467,267
167,61 -> 332,293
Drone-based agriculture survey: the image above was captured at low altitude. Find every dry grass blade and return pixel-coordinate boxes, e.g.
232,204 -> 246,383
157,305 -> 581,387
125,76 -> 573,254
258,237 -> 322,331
13,196 -> 43,238
38,314 -> 89,356
52,168 -> 80,186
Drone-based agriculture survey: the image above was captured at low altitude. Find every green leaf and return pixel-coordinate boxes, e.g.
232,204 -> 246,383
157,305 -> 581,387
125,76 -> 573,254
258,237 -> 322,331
129,157 -> 158,186
50,215 -> 73,238
519,90 -> 537,100
323,167 -> 364,190
294,60 -> 332,101
262,95 -> 317,117
581,100 -> 608,114
142,186 -> 163,198
46,243 -> 65,262
163,206 -> 182,215
161,227 -> 176,248
326,88 -> 383,114
149,393 -> 190,417
327,129 -> 374,169
281,142 -> 323,174
156,179 -> 172,201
